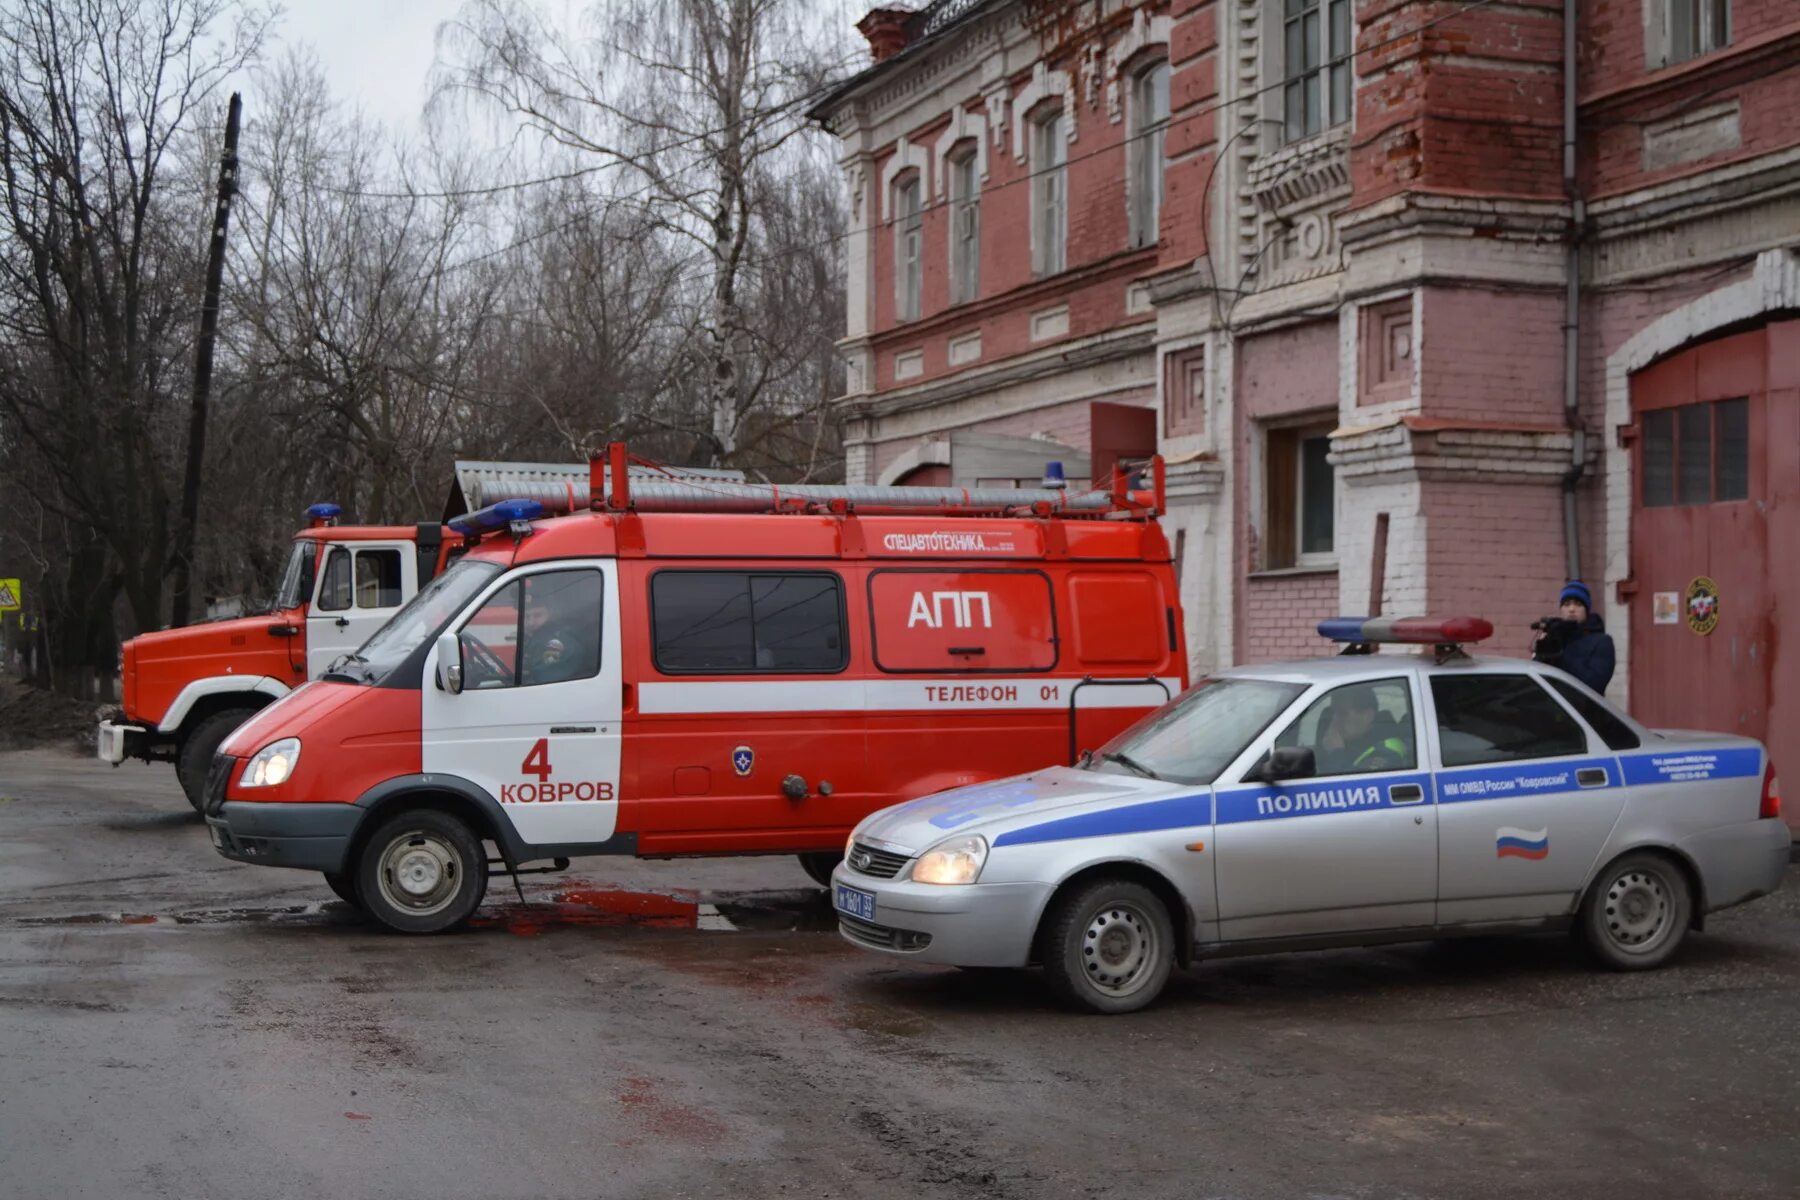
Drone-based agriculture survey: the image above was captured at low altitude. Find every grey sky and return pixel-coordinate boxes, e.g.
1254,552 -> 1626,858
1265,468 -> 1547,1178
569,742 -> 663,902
272,0 -> 467,131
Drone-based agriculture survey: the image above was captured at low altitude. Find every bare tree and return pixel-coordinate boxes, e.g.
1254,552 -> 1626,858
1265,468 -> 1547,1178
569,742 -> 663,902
439,0 -> 852,467
0,0 -> 270,689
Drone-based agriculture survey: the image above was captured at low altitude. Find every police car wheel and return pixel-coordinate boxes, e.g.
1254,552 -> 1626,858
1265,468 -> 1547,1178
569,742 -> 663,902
356,810 -> 488,934
1039,879 -> 1175,1015
797,853 -> 841,888
322,871 -> 363,910
1579,852 -> 1692,970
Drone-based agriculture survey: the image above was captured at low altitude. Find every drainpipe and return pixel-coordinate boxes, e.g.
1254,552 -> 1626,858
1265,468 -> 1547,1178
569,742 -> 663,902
1560,0 -> 1586,582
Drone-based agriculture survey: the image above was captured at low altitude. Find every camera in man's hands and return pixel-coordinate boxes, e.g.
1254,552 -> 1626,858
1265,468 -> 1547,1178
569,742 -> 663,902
1530,616 -> 1581,662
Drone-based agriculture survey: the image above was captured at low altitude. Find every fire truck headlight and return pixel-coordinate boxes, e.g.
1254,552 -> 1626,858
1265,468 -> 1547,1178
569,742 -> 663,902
242,738 -> 301,788
910,835 -> 988,886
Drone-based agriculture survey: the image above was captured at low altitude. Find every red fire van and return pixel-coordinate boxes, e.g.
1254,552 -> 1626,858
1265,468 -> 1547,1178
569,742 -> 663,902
204,447 -> 1188,932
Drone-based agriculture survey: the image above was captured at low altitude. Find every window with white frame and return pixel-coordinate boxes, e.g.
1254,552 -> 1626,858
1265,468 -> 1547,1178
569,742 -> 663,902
1030,107 -> 1068,276
1652,0 -> 1730,68
1129,60 -> 1170,248
1262,420 -> 1336,569
894,173 -> 923,322
948,146 -> 980,305
1283,0 -> 1352,144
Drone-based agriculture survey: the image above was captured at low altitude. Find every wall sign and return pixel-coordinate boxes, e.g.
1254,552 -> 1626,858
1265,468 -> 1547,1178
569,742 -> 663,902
1684,576 -> 1720,635
1652,591 -> 1679,625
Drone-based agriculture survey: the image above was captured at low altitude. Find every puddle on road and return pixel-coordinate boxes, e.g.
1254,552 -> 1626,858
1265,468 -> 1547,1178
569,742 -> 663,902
13,884 -> 841,937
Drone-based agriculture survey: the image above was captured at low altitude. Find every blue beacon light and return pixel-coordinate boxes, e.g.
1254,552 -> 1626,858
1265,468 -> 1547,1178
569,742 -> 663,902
1042,461 -> 1067,490
447,497 -> 546,536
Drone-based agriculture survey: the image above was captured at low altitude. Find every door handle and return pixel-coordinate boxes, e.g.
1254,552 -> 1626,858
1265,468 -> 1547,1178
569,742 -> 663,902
948,646 -> 986,656
1389,783 -> 1425,805
334,617 -> 349,629
266,623 -> 298,638
1576,768 -> 1609,788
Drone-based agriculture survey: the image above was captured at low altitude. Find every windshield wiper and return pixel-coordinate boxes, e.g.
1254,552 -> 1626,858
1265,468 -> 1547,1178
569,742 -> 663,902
1100,751 -> 1161,780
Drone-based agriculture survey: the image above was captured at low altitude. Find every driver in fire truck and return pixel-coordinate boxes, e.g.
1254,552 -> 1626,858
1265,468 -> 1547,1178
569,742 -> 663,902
518,574 -> 598,686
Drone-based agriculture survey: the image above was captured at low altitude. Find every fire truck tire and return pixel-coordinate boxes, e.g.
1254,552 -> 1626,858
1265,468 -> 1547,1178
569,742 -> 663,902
322,871 -> 363,910
176,709 -> 256,813
797,852 -> 841,888
356,809 -> 488,934
1038,878 -> 1175,1015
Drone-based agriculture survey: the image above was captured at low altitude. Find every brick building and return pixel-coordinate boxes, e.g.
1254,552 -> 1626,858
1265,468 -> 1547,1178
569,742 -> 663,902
808,0 -> 1800,756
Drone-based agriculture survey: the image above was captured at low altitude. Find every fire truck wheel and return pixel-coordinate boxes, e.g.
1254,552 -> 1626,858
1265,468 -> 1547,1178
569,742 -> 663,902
1038,878 -> 1175,1015
356,809 -> 489,934
322,871 -> 363,910
176,709 -> 256,814
797,852 -> 842,888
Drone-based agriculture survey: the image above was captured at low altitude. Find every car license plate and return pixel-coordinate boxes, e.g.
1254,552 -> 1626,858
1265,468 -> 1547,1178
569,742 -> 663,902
834,882 -> 876,922
208,823 -> 224,850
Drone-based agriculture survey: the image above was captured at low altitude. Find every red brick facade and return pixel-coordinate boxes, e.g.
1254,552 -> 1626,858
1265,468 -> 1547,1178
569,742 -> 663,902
812,0 -> 1800,698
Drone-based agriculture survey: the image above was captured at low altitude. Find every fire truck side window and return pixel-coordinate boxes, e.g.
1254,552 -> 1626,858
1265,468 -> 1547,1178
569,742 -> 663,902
651,571 -> 846,674
316,547 -> 353,612
459,570 -> 603,689
354,549 -> 403,609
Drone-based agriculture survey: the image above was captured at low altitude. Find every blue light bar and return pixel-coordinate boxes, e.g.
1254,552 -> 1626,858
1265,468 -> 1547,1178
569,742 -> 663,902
306,503 -> 342,520
447,497 -> 546,536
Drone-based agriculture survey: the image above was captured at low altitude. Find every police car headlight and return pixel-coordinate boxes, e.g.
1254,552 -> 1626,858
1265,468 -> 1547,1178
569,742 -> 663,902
241,738 -> 301,788
910,835 -> 988,886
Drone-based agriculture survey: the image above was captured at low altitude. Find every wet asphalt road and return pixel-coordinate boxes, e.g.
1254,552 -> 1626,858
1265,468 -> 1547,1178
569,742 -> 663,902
1,748 -> 1797,1199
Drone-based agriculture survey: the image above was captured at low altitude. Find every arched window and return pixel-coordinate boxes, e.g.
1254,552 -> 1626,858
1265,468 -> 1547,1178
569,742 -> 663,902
947,144 -> 980,305
893,172 -> 923,321
1129,59 -> 1169,247
1029,107 -> 1067,276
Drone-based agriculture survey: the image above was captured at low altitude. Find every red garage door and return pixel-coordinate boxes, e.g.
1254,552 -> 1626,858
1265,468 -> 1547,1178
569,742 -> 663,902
1629,320 -> 1799,814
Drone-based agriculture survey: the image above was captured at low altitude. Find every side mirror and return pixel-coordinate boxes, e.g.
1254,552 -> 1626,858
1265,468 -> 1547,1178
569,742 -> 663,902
435,630 -> 464,694
1257,746 -> 1315,783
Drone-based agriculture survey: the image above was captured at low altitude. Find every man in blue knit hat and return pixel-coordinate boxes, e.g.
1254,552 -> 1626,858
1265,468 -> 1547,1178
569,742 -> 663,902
1532,580 -> 1615,694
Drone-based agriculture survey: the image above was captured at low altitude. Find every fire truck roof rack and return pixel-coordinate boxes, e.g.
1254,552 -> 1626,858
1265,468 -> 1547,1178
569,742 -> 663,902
583,443 -> 1165,519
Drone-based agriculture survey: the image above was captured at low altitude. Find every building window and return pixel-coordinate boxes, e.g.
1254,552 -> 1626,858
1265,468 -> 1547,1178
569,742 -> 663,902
1283,0 -> 1352,143
1263,421 -> 1335,569
1030,107 -> 1067,276
1640,397 -> 1747,507
948,146 -> 979,305
894,173 -> 922,322
1129,60 -> 1169,248
1654,0 -> 1730,68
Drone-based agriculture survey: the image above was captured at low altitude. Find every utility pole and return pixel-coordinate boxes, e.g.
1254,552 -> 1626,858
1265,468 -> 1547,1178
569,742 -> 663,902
169,92 -> 241,628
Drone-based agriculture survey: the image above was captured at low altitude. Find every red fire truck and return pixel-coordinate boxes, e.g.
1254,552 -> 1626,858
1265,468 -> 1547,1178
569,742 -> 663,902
99,509 -> 459,810
203,446 -> 1189,932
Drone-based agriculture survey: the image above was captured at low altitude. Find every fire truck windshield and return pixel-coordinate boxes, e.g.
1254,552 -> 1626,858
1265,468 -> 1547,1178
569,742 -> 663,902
273,542 -> 314,611
356,559 -> 503,683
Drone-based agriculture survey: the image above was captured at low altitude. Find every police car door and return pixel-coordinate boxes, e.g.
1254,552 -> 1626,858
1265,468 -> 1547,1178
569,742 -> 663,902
420,562 -> 623,850
307,542 -> 417,677
1214,675 -> 1437,939
1429,671 -> 1627,924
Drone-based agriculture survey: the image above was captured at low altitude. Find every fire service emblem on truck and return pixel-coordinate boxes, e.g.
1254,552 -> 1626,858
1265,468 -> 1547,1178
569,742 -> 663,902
732,746 -> 755,777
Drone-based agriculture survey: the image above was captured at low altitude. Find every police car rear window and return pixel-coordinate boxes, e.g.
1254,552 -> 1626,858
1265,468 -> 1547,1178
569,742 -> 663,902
651,571 -> 846,674
1430,675 -> 1587,767
1545,677 -> 1641,750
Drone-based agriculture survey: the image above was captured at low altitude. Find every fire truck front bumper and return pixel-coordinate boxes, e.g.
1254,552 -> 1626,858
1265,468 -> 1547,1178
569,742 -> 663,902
206,801 -> 363,874
96,720 -> 148,764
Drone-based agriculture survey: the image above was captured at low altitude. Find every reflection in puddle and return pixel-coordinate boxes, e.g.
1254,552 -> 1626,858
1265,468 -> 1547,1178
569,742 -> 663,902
15,884 -> 842,937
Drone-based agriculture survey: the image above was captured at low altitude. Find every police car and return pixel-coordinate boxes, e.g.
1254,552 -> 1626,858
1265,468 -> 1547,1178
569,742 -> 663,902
831,617 -> 1789,1014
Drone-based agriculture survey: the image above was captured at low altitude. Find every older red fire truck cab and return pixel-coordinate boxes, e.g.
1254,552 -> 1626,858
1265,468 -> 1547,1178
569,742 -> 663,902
100,509 -> 456,810
206,448 -> 1188,932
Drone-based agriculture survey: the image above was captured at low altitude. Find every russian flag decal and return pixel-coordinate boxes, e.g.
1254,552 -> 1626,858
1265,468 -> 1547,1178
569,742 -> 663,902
1496,827 -> 1549,860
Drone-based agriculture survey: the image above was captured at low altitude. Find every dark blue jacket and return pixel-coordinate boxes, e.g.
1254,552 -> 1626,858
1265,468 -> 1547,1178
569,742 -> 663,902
1558,613 -> 1616,695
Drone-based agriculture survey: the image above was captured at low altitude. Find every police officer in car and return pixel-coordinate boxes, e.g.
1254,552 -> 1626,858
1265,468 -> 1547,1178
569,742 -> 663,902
1317,686 -> 1407,774
1532,580 -> 1616,695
